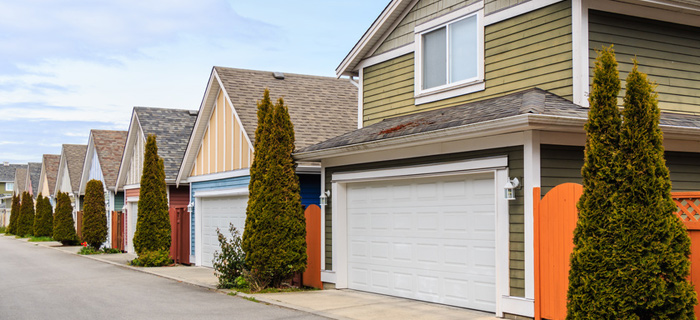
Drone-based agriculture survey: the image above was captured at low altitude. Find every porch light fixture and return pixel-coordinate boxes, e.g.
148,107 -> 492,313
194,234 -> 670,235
320,190 -> 331,206
187,201 -> 194,212
504,177 -> 521,201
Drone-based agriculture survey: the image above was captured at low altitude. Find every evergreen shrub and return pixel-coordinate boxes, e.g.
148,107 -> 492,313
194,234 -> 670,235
53,192 -> 78,245
18,192 -> 35,237
82,179 -> 108,249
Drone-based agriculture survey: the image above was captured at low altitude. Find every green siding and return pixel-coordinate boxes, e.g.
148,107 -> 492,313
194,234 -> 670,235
540,145 -> 700,196
484,0 -> 531,15
375,0 -> 479,55
324,146 -> 527,297
363,1 -> 573,125
114,191 -> 124,212
589,10 -> 700,114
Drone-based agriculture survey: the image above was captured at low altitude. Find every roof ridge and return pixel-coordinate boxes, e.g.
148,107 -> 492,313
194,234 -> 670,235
214,66 -> 348,81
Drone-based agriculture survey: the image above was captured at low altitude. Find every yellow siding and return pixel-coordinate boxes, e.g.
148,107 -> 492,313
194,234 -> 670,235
190,89 -> 254,177
363,1 -> 573,125
40,172 -> 50,197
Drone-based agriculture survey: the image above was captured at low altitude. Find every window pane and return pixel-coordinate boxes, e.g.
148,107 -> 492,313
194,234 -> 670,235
6,183 -> 13,191
449,15 -> 478,83
423,27 -> 447,89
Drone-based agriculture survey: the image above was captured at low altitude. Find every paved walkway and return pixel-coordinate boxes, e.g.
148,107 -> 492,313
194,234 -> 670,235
7,235 -> 499,320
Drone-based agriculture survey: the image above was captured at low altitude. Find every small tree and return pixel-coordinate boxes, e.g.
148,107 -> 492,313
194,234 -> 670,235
7,194 -> 20,235
133,134 -> 171,256
53,192 -> 78,245
242,89 -> 307,289
36,196 -> 54,237
82,180 -> 108,249
213,224 -> 246,289
18,191 -> 35,237
607,61 -> 696,318
567,46 -> 622,318
33,194 -> 50,236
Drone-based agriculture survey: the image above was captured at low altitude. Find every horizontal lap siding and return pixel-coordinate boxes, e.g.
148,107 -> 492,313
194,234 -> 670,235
168,185 -> 190,209
589,10 -> 700,114
363,1 -> 573,126
324,146 -> 527,296
540,145 -> 700,195
299,174 -> 321,208
114,191 -> 124,212
484,0 -> 529,15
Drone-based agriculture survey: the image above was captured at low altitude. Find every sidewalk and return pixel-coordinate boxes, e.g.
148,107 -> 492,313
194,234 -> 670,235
11,235 -> 499,320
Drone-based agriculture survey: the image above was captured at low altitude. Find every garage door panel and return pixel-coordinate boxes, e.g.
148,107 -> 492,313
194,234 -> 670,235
347,173 -> 496,312
200,196 -> 247,268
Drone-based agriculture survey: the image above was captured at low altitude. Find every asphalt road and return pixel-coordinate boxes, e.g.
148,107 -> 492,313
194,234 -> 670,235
0,236 -> 325,320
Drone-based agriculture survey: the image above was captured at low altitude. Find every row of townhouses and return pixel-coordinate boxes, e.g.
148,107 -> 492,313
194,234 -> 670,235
2,1 -> 700,318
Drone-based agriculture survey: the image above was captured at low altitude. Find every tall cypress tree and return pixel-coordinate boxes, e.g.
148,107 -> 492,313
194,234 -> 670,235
18,192 -> 35,237
34,195 -> 53,237
53,192 -> 78,245
133,134 -> 170,255
567,46 -> 622,318
609,61 -> 695,318
34,194 -> 45,236
8,194 -> 20,235
243,89 -> 307,288
82,180 -> 108,249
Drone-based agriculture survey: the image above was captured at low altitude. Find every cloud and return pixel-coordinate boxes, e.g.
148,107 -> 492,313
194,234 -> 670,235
0,0 -> 283,73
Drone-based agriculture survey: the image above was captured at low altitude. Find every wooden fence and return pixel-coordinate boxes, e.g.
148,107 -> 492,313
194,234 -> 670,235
111,211 -> 124,251
534,185 -> 700,319
303,204 -> 322,289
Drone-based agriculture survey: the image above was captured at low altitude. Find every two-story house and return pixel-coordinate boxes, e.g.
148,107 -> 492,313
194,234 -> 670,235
294,0 -> 700,318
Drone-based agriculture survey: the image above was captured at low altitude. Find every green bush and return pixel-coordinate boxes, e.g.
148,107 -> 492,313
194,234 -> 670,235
18,192 -> 35,237
129,249 -> 172,267
213,223 -> 246,289
78,245 -> 101,255
28,236 -> 53,242
134,134 -> 171,256
7,194 -> 20,235
33,195 -> 53,237
53,192 -> 78,245
242,89 -> 307,289
0,226 -> 6,234
82,180 -> 108,249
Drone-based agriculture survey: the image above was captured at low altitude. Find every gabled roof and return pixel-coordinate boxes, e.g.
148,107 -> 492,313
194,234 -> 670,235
336,0 -> 410,77
26,162 -> 41,197
39,154 -> 61,196
14,168 -> 27,194
295,88 -> 700,159
116,107 -> 197,188
58,144 -> 87,194
177,67 -> 357,183
0,163 -> 26,182
80,130 -> 127,193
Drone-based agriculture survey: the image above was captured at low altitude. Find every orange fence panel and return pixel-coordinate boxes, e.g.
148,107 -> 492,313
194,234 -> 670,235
303,204 -> 323,289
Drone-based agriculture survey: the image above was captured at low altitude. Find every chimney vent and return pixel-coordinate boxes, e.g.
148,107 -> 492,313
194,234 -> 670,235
273,72 -> 285,80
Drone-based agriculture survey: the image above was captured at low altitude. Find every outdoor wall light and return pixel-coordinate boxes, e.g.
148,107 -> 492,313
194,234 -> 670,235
187,201 -> 194,212
320,190 -> 331,206
504,177 -> 521,201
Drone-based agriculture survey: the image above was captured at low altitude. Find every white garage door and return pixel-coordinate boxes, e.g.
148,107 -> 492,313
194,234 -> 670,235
200,196 -> 248,268
346,172 -> 496,312
127,202 -> 138,254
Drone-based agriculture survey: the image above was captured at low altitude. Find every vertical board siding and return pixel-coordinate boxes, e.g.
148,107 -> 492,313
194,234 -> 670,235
88,149 -> 104,184
324,146 -> 526,296
375,0 -> 481,55
363,1 -> 573,125
589,10 -> 700,114
127,127 -> 145,186
58,164 -> 71,194
540,145 -> 700,196
189,176 -> 251,256
299,174 -> 321,208
190,89 -> 253,178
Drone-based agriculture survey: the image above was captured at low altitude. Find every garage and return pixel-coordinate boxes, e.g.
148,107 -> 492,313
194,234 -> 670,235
345,172 -> 497,312
127,201 -> 138,254
199,195 -> 248,268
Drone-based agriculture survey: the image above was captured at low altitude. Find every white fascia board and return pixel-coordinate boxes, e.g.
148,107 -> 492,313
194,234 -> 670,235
185,168 -> 250,183
176,69 -> 218,186
115,110 -> 140,191
194,187 -> 248,198
483,0 -> 563,26
123,184 -> 140,190
336,0 -> 412,77
295,165 -> 321,174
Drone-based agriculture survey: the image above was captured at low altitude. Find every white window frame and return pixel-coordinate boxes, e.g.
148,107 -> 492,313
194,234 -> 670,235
5,182 -> 13,191
414,2 -> 485,105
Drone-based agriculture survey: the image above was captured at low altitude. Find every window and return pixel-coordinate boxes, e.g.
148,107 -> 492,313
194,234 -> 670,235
5,183 -> 13,191
415,5 -> 484,104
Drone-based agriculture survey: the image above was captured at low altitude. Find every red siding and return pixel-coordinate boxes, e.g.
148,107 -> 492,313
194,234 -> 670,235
125,188 -> 140,199
168,185 -> 190,209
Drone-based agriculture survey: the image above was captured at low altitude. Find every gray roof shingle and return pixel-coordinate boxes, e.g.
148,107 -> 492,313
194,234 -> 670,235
27,162 -> 41,196
64,144 -> 87,192
14,168 -> 27,194
91,130 -> 128,188
135,107 -> 198,180
0,164 -> 26,182
298,88 -> 700,153
42,154 -> 61,195
215,67 -> 358,150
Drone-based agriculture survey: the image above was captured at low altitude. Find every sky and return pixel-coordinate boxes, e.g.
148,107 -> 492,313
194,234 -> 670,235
0,0 -> 389,164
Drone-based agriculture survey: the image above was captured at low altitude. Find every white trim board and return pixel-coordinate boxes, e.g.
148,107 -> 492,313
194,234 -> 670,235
194,187 -> 248,198
186,169 -> 250,183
